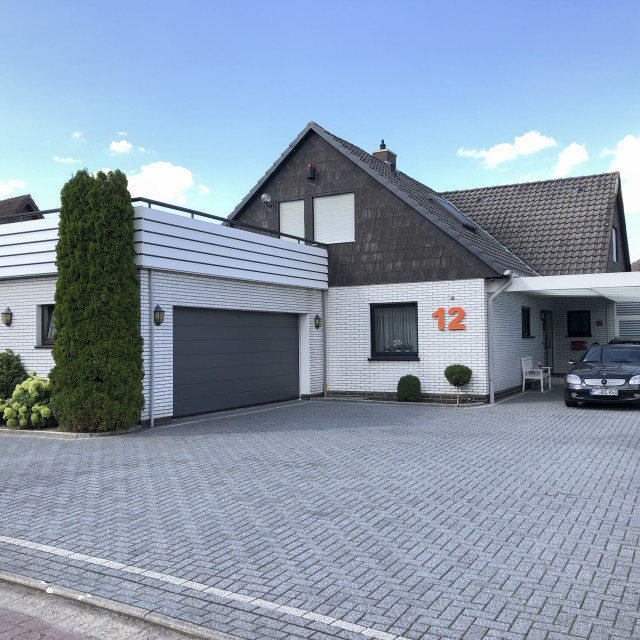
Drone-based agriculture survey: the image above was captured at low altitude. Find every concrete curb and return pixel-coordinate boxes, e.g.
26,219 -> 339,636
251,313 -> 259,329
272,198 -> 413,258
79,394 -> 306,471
0,569 -> 241,640
0,424 -> 144,437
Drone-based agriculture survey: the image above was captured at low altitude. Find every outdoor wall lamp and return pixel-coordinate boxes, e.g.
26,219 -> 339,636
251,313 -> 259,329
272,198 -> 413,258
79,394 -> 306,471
261,193 -> 272,208
154,305 -> 165,326
314,314 -> 322,329
2,308 -> 12,326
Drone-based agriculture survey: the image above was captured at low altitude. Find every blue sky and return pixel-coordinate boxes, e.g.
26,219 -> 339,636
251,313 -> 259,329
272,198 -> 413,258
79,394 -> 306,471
3,0 -> 640,258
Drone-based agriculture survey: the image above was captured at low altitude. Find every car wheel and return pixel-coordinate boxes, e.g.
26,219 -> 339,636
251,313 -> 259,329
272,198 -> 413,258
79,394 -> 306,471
564,398 -> 579,408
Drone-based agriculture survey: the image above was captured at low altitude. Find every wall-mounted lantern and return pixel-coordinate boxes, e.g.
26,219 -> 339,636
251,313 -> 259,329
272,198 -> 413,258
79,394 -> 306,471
154,305 -> 165,326
314,314 -> 323,329
2,308 -> 12,326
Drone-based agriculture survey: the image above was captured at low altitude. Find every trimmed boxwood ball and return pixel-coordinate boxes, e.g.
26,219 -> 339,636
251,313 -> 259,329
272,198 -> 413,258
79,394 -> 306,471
444,364 -> 472,405
0,349 -> 28,400
397,374 -> 421,402
444,364 -> 472,388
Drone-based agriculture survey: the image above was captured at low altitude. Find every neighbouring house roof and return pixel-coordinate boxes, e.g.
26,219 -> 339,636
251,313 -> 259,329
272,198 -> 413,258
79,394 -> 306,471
0,194 -> 41,223
442,173 -> 624,276
632,259 -> 640,272
229,122 -> 539,278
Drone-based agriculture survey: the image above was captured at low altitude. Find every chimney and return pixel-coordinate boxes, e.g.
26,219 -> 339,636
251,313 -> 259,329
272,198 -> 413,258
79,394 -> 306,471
372,139 -> 397,171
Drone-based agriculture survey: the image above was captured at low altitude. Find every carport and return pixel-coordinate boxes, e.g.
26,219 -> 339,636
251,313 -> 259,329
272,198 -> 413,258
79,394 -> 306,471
488,271 -> 640,403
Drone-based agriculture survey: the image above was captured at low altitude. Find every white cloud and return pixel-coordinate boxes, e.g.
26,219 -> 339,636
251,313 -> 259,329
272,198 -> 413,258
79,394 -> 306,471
117,131 -> 127,137
53,156 -> 81,164
458,131 -> 557,168
72,131 -> 85,141
198,184 -> 211,195
603,134 -> 640,215
110,139 -> 133,153
553,143 -> 588,178
127,161 -> 194,205
0,179 -> 27,199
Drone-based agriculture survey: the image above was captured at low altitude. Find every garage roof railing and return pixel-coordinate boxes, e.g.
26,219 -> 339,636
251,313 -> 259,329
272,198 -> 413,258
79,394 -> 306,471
0,197 -> 327,249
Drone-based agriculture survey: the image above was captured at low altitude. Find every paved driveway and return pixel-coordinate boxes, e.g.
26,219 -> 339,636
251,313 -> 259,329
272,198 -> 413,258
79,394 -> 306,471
1,397 -> 639,640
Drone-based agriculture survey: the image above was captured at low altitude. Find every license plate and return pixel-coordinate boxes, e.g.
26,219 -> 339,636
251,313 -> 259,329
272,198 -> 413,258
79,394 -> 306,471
590,388 -> 618,396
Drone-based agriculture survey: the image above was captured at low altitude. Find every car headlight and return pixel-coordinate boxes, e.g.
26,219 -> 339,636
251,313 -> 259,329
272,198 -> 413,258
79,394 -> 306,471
566,374 -> 581,384
629,375 -> 640,385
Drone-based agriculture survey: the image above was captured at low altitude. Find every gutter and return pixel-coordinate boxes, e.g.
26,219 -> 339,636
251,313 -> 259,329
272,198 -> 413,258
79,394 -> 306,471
487,271 -> 515,404
322,289 -> 327,398
148,268 -> 155,428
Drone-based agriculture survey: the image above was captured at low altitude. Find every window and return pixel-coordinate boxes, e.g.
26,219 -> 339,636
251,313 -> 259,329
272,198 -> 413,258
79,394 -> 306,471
612,227 -> 618,263
279,200 -> 305,241
40,305 -> 55,346
567,310 -> 591,337
370,303 -> 418,360
521,307 -> 531,338
313,193 -> 355,244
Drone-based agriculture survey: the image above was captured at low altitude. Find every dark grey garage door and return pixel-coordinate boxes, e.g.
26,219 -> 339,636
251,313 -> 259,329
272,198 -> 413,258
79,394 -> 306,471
173,308 -> 299,417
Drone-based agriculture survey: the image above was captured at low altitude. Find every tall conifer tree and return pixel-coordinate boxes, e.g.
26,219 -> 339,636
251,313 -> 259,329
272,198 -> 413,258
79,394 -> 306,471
51,170 -> 144,431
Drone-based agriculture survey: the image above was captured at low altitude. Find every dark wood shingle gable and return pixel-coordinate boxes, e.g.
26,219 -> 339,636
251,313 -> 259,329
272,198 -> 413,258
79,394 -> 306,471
228,123 -> 538,285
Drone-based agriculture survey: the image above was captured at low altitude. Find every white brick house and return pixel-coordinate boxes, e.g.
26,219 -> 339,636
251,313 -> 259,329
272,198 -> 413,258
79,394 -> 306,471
2,122 -> 640,423
0,206 -> 328,423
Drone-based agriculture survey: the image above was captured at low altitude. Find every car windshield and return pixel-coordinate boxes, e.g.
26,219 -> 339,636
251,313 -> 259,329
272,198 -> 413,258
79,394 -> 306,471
583,347 -> 640,365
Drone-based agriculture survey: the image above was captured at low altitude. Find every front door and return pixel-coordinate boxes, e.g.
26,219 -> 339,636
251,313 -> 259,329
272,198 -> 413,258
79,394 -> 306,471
541,310 -> 553,371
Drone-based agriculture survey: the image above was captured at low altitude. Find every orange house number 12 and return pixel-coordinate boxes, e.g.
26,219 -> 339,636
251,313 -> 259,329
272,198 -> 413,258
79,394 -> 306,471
432,307 -> 466,331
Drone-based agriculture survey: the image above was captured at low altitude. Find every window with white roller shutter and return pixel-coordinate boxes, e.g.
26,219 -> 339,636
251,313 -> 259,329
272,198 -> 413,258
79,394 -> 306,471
279,200 -> 305,241
313,193 -> 355,244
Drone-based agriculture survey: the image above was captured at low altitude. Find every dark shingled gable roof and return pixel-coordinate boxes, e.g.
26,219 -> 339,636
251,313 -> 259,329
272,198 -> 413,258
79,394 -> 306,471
0,194 -> 41,223
442,173 -> 621,276
229,123 -> 538,277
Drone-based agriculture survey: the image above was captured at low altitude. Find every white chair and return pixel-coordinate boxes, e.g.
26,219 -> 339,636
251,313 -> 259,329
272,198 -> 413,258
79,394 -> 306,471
521,356 -> 551,392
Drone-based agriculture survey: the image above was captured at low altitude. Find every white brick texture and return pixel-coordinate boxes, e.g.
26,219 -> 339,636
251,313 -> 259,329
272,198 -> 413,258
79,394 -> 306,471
326,280 -> 489,398
141,269 -> 324,421
0,276 -> 56,377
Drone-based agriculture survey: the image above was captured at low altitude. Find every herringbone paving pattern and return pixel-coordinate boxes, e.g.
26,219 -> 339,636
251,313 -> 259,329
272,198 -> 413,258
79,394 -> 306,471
1,398 -> 639,639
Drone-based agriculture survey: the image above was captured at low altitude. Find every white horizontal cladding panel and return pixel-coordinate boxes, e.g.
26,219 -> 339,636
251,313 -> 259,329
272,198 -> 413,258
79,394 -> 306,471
136,221 -> 326,275
0,239 -> 58,258
0,262 -> 58,279
141,255 -> 328,289
1,251 -> 58,267
134,207 -> 326,259
0,217 -> 59,239
279,200 -> 305,240
0,218 -> 60,278
0,226 -> 59,248
313,193 -> 355,244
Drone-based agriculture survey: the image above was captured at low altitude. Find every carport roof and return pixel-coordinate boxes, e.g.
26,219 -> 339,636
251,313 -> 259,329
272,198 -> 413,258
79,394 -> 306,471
506,272 -> 640,302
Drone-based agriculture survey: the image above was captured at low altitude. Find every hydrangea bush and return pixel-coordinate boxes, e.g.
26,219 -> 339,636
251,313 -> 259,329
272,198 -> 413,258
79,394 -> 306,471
2,372 -> 56,429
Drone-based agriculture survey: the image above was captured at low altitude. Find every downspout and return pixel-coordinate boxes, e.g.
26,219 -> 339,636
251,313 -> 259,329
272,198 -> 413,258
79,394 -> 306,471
148,268 -> 155,428
487,271 -> 514,404
322,288 -> 327,398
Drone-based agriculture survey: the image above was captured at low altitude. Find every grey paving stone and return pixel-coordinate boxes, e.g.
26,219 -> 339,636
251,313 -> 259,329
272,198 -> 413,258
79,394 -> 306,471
1,398 -> 640,640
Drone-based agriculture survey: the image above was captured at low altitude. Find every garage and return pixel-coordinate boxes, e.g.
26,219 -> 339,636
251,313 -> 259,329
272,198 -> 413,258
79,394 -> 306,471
173,307 -> 300,417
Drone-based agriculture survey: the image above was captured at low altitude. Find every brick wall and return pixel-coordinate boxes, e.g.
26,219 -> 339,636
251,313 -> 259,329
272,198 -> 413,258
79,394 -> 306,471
491,292 -> 616,392
0,275 -> 56,377
141,269 -> 325,421
326,279 -> 489,400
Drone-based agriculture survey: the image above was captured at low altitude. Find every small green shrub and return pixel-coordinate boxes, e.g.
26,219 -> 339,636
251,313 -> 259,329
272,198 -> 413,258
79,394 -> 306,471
0,349 -> 28,400
2,372 -> 56,429
444,364 -> 472,405
397,374 -> 421,402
